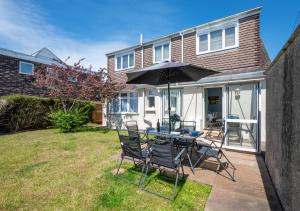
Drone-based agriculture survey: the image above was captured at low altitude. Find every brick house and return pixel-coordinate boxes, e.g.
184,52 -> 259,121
105,7 -> 270,153
0,47 -> 62,96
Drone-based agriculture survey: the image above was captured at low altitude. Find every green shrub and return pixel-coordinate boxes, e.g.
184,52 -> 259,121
0,95 -> 95,133
49,105 -> 93,133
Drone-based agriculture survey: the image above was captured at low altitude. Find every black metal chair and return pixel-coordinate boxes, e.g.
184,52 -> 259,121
116,134 -> 149,186
193,129 -> 236,181
126,120 -> 147,144
140,137 -> 186,200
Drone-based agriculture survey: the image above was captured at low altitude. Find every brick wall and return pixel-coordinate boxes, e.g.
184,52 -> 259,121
171,36 -> 182,62
0,54 -> 46,96
143,44 -> 153,67
108,13 -> 270,82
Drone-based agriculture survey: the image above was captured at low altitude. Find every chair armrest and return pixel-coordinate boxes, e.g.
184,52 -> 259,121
174,148 -> 186,161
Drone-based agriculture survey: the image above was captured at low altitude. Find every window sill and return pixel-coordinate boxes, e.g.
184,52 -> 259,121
108,112 -> 139,115
145,108 -> 156,112
197,46 -> 238,56
115,67 -> 135,72
19,72 -> 34,75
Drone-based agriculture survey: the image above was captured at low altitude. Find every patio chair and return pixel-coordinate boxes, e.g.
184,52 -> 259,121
193,129 -> 236,181
116,134 -> 149,186
126,120 -> 147,144
140,137 -> 186,200
180,120 -> 196,133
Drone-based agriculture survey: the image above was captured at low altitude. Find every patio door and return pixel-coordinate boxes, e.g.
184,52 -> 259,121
225,83 -> 259,151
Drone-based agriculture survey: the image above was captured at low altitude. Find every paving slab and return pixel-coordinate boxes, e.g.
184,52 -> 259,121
183,150 -> 282,211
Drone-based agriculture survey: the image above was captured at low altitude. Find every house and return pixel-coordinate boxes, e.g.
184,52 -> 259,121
105,7 -> 270,153
0,47 -> 62,96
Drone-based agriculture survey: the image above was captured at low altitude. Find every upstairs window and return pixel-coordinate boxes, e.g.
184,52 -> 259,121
116,52 -> 134,71
197,23 -> 238,54
225,26 -> 236,47
19,61 -> 34,75
154,42 -> 170,63
210,29 -> 222,51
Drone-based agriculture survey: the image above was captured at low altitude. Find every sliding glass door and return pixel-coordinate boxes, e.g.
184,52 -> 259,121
225,83 -> 259,151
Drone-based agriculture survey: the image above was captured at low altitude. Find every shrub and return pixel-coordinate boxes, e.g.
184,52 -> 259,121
49,105 -> 93,133
0,95 -> 94,133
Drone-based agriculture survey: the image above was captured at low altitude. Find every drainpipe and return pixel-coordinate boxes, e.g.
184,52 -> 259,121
180,32 -> 184,62
140,33 -> 144,68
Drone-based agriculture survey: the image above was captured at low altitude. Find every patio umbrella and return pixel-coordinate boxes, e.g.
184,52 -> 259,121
126,61 -> 218,133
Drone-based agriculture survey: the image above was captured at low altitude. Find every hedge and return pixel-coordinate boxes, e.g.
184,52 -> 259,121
0,95 -> 95,133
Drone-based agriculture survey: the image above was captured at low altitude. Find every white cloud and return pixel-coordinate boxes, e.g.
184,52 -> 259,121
0,0 -> 129,69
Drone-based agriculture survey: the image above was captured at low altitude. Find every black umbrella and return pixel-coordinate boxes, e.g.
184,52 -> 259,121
126,61 -> 218,133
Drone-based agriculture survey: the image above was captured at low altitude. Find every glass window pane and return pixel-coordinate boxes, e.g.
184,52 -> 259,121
68,76 -> 77,82
121,99 -> 128,112
20,62 -> 34,74
227,84 -> 258,149
199,34 -> 208,52
163,89 -> 181,116
227,84 -> 257,120
163,44 -> 169,60
117,56 -> 121,69
129,93 -> 138,112
122,55 -> 128,69
155,46 -> 162,63
210,30 -> 222,51
225,27 -> 236,47
112,98 -> 119,112
148,97 -> 155,108
148,90 -> 155,96
129,54 -> 134,67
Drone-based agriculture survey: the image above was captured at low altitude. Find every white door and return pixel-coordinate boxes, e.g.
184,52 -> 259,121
225,83 -> 259,151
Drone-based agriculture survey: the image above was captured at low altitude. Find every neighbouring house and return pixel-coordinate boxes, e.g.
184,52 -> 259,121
265,24 -> 300,210
0,47 -> 62,96
105,7 -> 270,153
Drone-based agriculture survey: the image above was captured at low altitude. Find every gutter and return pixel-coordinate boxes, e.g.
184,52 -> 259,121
180,32 -> 184,62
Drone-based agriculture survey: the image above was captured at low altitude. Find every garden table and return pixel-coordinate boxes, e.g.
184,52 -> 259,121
140,129 -> 204,173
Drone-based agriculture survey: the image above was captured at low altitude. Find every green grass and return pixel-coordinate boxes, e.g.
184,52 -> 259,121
0,129 -> 211,210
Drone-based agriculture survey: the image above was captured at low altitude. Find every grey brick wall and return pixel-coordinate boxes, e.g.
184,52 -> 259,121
0,54 -> 45,96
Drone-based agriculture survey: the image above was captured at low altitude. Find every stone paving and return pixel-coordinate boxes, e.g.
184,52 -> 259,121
184,150 -> 282,211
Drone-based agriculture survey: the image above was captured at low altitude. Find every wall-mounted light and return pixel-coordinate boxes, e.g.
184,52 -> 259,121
235,88 -> 240,99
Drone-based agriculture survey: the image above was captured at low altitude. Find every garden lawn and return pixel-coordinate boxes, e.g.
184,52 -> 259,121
0,129 -> 211,210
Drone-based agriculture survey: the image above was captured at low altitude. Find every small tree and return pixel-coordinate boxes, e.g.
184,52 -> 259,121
33,59 -> 125,132
34,59 -> 124,112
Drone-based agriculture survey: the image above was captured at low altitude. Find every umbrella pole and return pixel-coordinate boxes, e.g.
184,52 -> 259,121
168,70 -> 171,133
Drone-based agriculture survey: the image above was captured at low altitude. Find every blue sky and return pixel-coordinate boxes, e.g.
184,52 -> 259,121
0,0 -> 299,68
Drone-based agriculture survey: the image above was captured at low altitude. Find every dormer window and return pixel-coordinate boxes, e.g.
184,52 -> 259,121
197,22 -> 238,54
153,41 -> 170,63
116,52 -> 134,71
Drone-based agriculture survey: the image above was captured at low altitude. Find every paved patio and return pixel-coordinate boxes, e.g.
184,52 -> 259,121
185,150 -> 282,211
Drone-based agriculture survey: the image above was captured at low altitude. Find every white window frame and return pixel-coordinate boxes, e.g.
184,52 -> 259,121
162,88 -> 182,117
19,61 -> 34,75
109,92 -> 138,114
153,40 -> 171,64
146,89 -> 156,110
196,21 -> 239,55
115,51 -> 135,71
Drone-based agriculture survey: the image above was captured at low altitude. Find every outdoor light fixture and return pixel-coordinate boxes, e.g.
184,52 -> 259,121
235,88 -> 240,99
